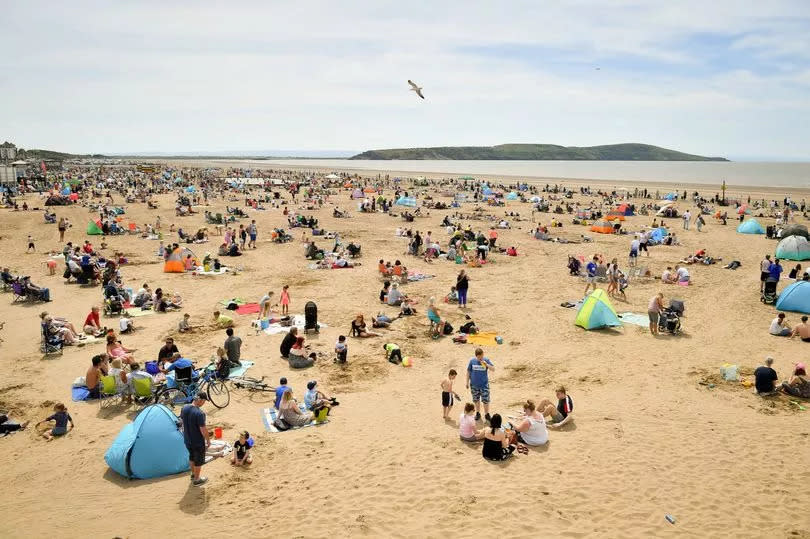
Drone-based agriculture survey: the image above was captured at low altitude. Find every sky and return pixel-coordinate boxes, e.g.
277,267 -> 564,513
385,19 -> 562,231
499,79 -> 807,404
2,1 -> 809,159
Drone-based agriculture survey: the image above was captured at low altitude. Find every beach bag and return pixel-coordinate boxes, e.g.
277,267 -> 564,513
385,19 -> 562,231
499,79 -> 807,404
274,417 -> 290,431
443,322 -> 454,335
226,302 -> 238,310
314,408 -> 329,422
279,316 -> 292,327
145,361 -> 160,375
453,334 -> 467,344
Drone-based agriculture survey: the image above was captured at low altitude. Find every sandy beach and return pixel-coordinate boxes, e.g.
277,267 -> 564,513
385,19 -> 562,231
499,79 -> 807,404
1,167 -> 809,539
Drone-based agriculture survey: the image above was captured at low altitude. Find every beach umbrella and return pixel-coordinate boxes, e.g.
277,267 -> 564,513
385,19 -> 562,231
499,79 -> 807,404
776,236 -> 810,261
737,218 -> 765,234
590,220 -> 614,234
775,281 -> 810,314
780,224 -> 810,240
575,289 -> 622,330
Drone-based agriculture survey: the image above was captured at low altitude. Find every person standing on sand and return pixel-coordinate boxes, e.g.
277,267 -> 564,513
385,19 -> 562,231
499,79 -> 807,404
648,293 -> 664,336
466,348 -> 494,422
760,255 -> 772,292
456,269 -> 469,308
248,220 -> 258,249
682,209 -> 691,230
180,392 -> 210,486
584,256 -> 598,296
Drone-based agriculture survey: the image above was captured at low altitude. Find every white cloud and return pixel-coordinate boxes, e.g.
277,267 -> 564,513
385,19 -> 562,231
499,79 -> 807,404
1,1 -> 809,158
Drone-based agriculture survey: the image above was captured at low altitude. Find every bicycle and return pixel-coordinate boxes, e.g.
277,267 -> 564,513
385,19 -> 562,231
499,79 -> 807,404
229,375 -> 276,393
155,361 -> 230,409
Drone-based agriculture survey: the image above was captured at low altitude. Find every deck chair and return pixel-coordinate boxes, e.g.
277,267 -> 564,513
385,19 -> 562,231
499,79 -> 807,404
99,375 -> 121,408
11,282 -> 29,303
131,376 -> 154,407
41,322 -> 64,356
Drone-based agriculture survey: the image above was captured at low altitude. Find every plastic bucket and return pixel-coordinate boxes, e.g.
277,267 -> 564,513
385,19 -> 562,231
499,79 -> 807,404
213,427 -> 223,439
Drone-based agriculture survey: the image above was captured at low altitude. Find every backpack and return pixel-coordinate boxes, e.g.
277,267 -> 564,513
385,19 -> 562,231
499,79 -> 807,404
443,322 -> 454,335
273,417 -> 290,431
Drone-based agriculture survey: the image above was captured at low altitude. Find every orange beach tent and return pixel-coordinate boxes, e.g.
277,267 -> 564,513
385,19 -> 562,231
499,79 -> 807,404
163,247 -> 198,273
590,219 -> 614,234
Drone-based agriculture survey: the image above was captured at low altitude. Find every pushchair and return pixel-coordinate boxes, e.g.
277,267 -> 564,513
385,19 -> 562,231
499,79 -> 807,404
761,278 -> 778,305
658,308 -> 682,335
304,301 -> 319,334
41,322 -> 64,355
104,296 -> 125,316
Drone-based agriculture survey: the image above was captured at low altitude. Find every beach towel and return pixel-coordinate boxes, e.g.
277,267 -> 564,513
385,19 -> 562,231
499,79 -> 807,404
261,405 -> 328,433
126,308 -> 156,318
219,298 -> 247,307
253,315 -> 328,335
204,440 -> 232,462
216,360 -> 254,378
72,387 -> 91,401
195,267 -> 228,276
618,312 -> 651,328
235,303 -> 261,315
465,331 -> 499,346
76,334 -> 105,346
407,270 -> 435,282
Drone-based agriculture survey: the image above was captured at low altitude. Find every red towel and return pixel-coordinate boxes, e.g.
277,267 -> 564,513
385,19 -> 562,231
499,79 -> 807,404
235,303 -> 261,315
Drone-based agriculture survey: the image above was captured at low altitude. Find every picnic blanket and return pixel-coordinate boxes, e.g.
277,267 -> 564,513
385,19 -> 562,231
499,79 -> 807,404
618,312 -> 650,328
466,331 -> 499,346
195,267 -> 228,276
253,315 -> 329,335
225,360 -> 254,378
72,386 -> 91,401
235,303 -> 261,315
407,270 -> 435,282
261,405 -> 328,433
77,334 -> 105,346
125,308 -> 155,318
219,297 -> 248,307
204,440 -> 232,462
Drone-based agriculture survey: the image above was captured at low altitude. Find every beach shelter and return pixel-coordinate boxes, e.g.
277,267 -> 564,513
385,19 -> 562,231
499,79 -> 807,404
604,211 -> 626,221
664,192 -> 678,200
395,196 -> 417,207
590,220 -> 614,234
529,196 -> 541,203
649,227 -> 669,243
780,224 -> 810,240
104,405 -> 190,480
86,220 -> 103,235
775,281 -> 810,314
163,247 -> 197,273
575,289 -> 622,330
61,186 -> 71,196
505,192 -> 518,200
737,204 -> 749,215
737,218 -> 765,234
616,203 -> 634,216
776,236 -> 810,261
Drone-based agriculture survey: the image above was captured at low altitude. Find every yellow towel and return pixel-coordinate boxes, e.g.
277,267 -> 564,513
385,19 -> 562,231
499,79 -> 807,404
466,331 -> 498,346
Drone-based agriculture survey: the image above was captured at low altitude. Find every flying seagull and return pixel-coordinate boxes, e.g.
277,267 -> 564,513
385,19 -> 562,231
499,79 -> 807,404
408,79 -> 425,99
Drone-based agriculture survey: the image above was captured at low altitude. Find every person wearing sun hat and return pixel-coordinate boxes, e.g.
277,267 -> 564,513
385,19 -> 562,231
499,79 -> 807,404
781,362 -> 810,398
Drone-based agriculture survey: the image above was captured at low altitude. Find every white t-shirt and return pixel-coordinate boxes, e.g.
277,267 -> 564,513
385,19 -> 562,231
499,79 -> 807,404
259,294 -> 271,306
770,318 -> 785,334
662,270 -> 672,281
459,413 -> 477,439
676,267 -> 690,281
761,259 -> 771,272
119,317 -> 131,331
630,239 -> 640,251
520,416 -> 549,446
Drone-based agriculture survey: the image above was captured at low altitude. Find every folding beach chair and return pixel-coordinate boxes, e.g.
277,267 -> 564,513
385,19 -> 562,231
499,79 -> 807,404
99,375 -> 121,408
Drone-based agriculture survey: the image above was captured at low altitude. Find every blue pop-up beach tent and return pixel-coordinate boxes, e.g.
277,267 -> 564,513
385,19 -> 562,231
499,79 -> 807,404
105,404 -> 189,480
574,289 -> 622,330
775,281 -> 810,314
737,218 -> 765,234
395,196 -> 417,207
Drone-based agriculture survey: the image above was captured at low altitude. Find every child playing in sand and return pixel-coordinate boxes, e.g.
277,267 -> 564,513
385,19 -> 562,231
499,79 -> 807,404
212,310 -> 234,328
383,343 -> 402,364
27,235 -> 35,253
441,369 -> 462,419
178,313 -> 192,333
36,403 -> 73,441
280,285 -> 290,315
231,430 -> 253,466
335,335 -> 347,363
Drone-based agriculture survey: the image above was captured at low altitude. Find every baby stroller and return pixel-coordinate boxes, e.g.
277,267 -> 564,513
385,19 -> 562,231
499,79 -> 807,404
104,296 -> 125,316
304,301 -> 319,334
761,278 -> 778,305
658,308 -> 682,335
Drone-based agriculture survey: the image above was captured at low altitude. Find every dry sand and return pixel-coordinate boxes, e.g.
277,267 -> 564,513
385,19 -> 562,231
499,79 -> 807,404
0,170 -> 809,539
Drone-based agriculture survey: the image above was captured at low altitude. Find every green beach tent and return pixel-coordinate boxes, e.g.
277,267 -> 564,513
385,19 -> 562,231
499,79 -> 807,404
575,289 -> 622,330
87,220 -> 103,235
776,235 -> 810,261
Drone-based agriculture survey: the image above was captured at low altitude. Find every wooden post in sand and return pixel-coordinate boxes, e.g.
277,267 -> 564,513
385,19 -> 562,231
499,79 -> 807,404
721,180 -> 726,204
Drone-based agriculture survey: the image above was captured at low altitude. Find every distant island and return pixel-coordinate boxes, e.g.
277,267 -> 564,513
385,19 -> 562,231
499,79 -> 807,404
350,143 -> 728,161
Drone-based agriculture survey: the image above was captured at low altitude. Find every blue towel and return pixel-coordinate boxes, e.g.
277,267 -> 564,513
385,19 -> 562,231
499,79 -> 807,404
72,387 -> 90,401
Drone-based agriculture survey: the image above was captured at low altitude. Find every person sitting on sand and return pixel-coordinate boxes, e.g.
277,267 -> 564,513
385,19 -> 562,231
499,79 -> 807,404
212,310 -> 234,328
85,355 -> 105,399
770,312 -> 792,337
106,333 -> 136,364
231,430 -> 253,466
35,402 -> 73,441
399,297 -> 417,316
279,327 -> 298,358
386,282 -> 404,306
304,380 -> 338,414
83,306 -> 105,336
791,316 -> 810,341
379,281 -> 390,303
278,389 -> 315,427
446,286 -> 459,304
459,403 -> 485,442
674,264 -> 690,283
427,298 -> 445,335
754,357 -> 779,396
780,362 -> 810,398
509,400 -> 548,446
351,314 -> 380,338
482,414 -> 517,461
539,386 -> 574,428
287,336 -> 315,368
789,264 -> 803,280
